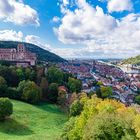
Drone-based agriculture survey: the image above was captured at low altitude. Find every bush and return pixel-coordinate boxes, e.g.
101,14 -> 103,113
22,81 -> 42,104
0,98 -> 13,120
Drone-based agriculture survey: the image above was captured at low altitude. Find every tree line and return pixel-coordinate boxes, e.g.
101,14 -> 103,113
0,65 -> 82,104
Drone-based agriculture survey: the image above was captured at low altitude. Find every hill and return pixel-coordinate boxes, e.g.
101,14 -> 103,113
121,55 -> 140,65
0,41 -> 66,63
0,100 -> 68,140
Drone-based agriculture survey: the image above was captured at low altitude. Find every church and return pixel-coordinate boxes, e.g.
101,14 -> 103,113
0,44 -> 37,67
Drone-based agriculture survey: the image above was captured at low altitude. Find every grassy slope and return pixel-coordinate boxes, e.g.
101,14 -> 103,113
0,100 -> 68,140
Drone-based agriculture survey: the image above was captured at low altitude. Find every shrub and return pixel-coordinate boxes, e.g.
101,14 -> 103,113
22,81 -> 42,104
0,98 -> 13,120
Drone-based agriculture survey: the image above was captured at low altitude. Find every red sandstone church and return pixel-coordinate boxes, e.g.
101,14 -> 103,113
0,44 -> 37,67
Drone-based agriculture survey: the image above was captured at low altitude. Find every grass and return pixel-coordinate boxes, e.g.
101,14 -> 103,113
0,100 -> 68,140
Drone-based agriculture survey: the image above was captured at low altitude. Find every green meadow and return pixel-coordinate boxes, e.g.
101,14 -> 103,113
0,100 -> 68,140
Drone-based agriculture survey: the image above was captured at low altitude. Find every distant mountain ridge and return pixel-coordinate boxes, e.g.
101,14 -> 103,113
0,41 -> 66,63
121,55 -> 140,65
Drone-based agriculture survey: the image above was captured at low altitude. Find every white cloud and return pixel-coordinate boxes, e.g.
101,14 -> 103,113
25,34 -> 81,58
54,1 -> 117,44
53,0 -> 140,58
0,31 -> 55,55
0,30 -> 23,41
107,0 -> 133,13
0,0 -> 39,26
63,0 -> 69,6
25,35 -> 52,51
0,29 -> 72,58
52,16 -> 60,23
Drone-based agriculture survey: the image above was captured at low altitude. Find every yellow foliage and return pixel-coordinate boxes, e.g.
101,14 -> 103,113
63,96 -> 140,140
96,99 -> 125,114
133,115 -> 140,139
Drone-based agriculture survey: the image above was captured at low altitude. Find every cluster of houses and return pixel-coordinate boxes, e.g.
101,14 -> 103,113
58,60 -> 140,105
92,61 -> 140,104
94,61 -> 125,79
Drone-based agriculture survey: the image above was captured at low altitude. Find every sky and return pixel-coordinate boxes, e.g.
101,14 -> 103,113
0,0 -> 140,59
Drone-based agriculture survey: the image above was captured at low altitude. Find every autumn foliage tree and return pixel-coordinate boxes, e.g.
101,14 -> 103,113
62,95 -> 140,140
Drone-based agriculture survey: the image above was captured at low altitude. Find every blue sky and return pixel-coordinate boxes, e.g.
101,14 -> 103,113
0,0 -> 140,59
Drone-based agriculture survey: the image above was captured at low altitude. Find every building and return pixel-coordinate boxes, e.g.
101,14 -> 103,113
0,44 -> 37,67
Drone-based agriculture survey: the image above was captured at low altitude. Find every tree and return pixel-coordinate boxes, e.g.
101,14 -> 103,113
62,96 -> 139,140
17,80 -> 27,99
135,95 -> 140,104
68,78 -> 82,93
6,87 -> 19,100
69,92 -> 78,105
84,113 -> 136,140
36,66 -> 44,84
46,67 -> 63,85
96,81 -> 103,86
47,83 -> 58,103
0,76 -> 8,97
133,115 -> 140,139
0,66 -> 19,87
57,89 -> 67,105
22,81 -> 42,104
29,70 -> 37,81
16,68 -> 25,81
40,77 -> 48,99
63,72 -> 73,83
96,88 -> 102,98
100,86 -> 113,98
0,98 -> 13,120
70,100 -> 83,117
25,68 -> 31,80
10,67 -> 19,87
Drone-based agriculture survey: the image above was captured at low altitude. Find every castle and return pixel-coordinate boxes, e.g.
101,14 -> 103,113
0,44 -> 37,67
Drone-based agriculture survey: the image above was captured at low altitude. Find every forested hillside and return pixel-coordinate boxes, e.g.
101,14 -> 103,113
0,41 -> 66,63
